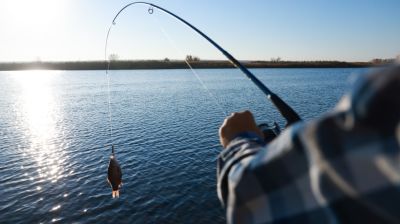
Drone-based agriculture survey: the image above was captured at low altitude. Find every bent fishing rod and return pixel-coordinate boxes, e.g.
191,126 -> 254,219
106,2 -> 301,126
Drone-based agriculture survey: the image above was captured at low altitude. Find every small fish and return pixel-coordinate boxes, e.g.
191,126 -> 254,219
107,145 -> 122,198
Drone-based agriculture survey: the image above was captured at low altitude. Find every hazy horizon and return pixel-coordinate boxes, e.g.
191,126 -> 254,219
0,58 -> 387,63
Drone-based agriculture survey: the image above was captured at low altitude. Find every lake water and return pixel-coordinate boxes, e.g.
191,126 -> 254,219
0,68 -> 368,223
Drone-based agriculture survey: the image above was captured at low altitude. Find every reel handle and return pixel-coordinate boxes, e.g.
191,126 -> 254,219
258,122 -> 281,143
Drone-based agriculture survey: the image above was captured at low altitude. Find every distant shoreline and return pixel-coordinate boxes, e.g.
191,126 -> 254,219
0,60 -> 388,71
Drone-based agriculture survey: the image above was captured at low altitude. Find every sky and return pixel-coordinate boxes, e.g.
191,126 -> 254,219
0,0 -> 399,62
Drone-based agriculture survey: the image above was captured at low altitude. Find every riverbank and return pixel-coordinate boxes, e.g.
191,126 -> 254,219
0,60 -> 383,71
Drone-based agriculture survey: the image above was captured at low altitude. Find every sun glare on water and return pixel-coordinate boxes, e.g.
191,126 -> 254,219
14,70 -> 58,140
13,70 -> 67,189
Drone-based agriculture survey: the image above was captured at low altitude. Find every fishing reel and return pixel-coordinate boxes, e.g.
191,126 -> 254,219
258,122 -> 281,143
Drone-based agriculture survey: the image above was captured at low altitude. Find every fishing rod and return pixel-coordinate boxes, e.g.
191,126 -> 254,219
106,1 -> 301,128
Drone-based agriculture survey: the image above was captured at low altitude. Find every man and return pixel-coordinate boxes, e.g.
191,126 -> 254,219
217,65 -> 400,223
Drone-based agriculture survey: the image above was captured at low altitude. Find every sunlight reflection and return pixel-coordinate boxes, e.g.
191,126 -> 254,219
51,218 -> 61,223
51,205 -> 61,211
13,70 -> 65,187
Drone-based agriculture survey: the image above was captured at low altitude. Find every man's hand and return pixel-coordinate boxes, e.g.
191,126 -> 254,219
219,110 -> 264,148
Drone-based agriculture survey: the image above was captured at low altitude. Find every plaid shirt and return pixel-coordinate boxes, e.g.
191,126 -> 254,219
217,65 -> 400,224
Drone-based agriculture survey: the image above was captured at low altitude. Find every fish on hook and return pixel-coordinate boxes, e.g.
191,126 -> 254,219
107,145 -> 122,198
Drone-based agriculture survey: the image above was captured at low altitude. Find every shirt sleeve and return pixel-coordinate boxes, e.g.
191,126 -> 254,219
217,123 -> 331,224
217,131 -> 266,206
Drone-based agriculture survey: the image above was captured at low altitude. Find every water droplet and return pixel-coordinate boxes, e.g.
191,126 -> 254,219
148,7 -> 154,14
83,209 -> 87,213
37,186 -> 42,190
112,21 -> 116,25
63,194 -> 68,198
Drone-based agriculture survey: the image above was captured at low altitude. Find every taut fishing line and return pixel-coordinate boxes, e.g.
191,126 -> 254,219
105,65 -> 113,143
105,26 -> 114,146
149,10 -> 229,117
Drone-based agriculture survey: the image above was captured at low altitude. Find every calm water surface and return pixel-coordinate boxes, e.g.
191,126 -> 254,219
0,68 -> 367,223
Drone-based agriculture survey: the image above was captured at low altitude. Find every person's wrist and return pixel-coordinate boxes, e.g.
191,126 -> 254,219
225,131 -> 264,147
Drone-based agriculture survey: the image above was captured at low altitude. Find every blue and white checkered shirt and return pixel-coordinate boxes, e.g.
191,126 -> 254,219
217,65 -> 400,224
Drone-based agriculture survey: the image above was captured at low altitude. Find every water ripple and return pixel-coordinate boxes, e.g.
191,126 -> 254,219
0,68 -> 366,223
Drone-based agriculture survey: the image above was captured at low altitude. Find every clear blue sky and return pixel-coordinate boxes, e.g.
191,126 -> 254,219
0,0 -> 399,62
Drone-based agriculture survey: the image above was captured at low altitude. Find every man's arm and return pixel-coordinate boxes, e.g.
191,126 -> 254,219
217,65 -> 400,224
217,111 -> 331,223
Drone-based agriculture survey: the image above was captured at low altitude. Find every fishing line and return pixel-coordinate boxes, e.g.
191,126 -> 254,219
105,71 -> 113,144
149,10 -> 229,117
105,29 -> 114,147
